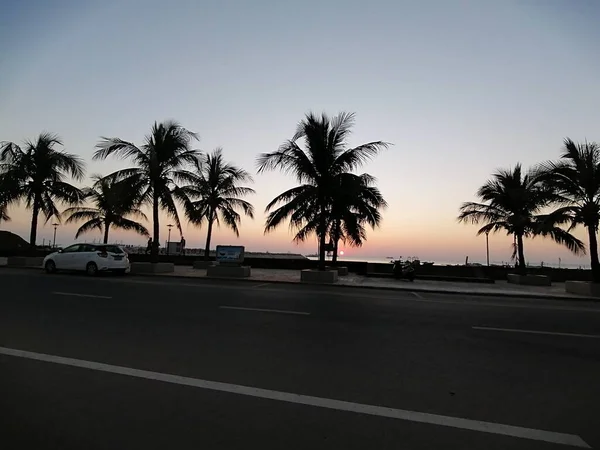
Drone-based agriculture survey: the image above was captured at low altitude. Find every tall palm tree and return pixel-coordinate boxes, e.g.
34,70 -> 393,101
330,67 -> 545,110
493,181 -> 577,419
458,164 -> 584,274
257,112 -> 389,270
0,133 -> 85,246
328,173 -> 387,263
64,174 -> 149,244
179,149 -> 255,261
537,138 -> 600,282
93,121 -> 199,262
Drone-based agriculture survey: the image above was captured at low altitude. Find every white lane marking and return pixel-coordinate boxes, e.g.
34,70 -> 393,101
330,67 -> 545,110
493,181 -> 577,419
473,326 -> 600,339
52,292 -> 112,299
220,305 -> 310,316
411,291 -> 424,299
0,346 -> 589,448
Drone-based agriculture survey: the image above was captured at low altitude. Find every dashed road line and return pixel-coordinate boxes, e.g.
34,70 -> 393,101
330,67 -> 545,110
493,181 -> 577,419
52,292 -> 112,299
219,305 -> 310,316
472,326 -> 600,339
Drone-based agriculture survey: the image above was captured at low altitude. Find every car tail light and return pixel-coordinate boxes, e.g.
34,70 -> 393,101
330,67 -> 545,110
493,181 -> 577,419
97,251 -> 108,258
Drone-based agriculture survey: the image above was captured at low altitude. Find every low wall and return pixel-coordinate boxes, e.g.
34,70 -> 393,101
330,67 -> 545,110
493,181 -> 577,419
101,254 -> 597,282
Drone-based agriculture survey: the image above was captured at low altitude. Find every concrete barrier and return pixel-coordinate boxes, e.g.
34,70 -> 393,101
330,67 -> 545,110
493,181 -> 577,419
7,256 -> 44,267
565,281 -> 600,297
507,274 -> 551,286
130,262 -> 175,274
301,269 -> 338,284
0,257 -> 7,266
326,266 -> 348,276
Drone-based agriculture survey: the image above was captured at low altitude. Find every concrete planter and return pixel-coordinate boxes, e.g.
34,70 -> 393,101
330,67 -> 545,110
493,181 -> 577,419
207,265 -> 251,278
507,273 -> 551,286
565,281 -> 600,297
0,257 -> 7,266
7,256 -> 44,267
130,262 -> 174,274
326,266 -> 349,276
301,269 -> 338,284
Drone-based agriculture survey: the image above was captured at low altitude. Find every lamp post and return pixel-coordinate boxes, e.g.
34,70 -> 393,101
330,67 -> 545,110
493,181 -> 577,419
485,230 -> 490,266
52,223 -> 60,248
166,224 -> 173,255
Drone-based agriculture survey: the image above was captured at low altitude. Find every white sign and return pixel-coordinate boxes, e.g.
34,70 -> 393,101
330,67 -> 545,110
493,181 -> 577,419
216,245 -> 245,264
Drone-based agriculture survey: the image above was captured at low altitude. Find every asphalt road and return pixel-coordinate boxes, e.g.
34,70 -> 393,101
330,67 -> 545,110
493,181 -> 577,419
1,268 -> 599,449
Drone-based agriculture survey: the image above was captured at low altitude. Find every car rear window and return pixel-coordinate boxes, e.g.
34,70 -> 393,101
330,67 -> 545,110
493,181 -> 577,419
98,245 -> 124,254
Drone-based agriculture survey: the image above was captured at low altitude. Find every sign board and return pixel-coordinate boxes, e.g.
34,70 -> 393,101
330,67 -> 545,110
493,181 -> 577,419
167,242 -> 182,255
216,245 -> 245,265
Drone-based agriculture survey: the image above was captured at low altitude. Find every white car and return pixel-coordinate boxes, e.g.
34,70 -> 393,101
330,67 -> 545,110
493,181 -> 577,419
43,243 -> 130,275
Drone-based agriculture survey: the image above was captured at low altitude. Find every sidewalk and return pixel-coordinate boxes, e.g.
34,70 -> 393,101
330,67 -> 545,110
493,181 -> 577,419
157,266 -> 596,301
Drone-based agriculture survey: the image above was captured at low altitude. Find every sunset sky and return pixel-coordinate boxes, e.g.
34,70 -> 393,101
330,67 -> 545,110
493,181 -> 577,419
1,0 -> 599,266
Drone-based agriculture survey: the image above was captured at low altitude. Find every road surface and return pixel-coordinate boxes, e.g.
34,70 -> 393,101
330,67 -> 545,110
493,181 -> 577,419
1,268 -> 599,449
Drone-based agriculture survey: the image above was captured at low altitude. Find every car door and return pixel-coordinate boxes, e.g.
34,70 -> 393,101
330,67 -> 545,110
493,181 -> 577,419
74,244 -> 96,270
55,244 -> 81,269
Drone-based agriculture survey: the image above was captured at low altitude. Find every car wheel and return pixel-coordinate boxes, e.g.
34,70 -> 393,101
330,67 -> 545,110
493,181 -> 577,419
86,262 -> 98,276
45,260 -> 56,274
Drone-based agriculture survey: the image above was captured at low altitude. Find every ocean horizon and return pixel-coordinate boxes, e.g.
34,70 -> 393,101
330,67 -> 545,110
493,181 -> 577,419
306,256 -> 589,270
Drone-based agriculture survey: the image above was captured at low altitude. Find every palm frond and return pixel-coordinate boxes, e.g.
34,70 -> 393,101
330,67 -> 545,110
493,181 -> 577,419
75,218 -> 104,239
111,216 -> 150,237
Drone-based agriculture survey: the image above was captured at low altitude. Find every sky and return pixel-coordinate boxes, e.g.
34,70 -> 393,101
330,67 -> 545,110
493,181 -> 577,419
1,0 -> 600,265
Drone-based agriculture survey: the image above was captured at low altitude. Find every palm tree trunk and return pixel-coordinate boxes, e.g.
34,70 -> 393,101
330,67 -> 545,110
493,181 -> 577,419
29,197 -> 40,247
331,221 -> 340,265
204,209 -> 214,262
151,194 -> 160,263
318,209 -> 327,271
516,233 -> 526,275
588,226 -> 600,283
103,220 -> 110,244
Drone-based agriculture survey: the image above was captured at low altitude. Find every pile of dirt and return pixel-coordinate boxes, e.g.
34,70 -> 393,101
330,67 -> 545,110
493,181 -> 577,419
0,230 -> 30,251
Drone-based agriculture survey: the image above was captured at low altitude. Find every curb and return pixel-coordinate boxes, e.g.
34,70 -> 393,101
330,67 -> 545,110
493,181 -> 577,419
1,265 -> 597,303
131,271 -> 599,303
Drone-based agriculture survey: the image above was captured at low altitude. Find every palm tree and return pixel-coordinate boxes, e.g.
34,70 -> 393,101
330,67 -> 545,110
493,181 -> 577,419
257,112 -> 389,270
179,149 -> 255,261
328,173 -> 387,264
0,133 -> 85,246
537,139 -> 600,282
458,164 -> 584,274
64,174 -> 149,244
93,121 -> 199,262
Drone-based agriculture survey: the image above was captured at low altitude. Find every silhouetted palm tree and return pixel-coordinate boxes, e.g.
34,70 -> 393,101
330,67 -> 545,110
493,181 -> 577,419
458,164 -> 584,274
93,121 -> 199,262
537,139 -> 600,282
64,174 -> 149,244
0,133 -> 85,245
257,112 -> 389,270
179,149 -> 255,261
329,173 -> 387,263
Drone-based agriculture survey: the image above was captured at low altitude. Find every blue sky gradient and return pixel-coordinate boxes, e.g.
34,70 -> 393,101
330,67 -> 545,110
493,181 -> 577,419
1,0 -> 599,265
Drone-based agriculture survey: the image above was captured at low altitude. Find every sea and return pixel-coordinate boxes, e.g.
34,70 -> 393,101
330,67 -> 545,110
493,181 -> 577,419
306,256 -> 589,270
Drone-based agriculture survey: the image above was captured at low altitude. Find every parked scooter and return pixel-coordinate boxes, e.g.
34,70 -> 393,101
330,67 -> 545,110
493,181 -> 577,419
391,259 -> 416,281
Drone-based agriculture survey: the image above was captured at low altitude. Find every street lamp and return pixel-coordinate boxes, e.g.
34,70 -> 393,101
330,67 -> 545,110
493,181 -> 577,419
166,224 -> 173,255
52,223 -> 60,248
485,230 -> 490,266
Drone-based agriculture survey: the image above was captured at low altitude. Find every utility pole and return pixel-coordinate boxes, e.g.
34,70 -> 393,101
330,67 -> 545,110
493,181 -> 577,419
485,230 -> 490,266
167,224 -> 173,255
52,223 -> 60,248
